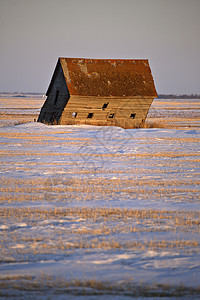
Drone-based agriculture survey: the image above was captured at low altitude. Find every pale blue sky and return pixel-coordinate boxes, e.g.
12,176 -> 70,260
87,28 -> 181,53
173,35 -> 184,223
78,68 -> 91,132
0,0 -> 200,94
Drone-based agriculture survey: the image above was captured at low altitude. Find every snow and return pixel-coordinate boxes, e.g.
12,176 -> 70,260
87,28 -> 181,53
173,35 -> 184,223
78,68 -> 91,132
1,122 -> 199,210
0,98 -> 200,298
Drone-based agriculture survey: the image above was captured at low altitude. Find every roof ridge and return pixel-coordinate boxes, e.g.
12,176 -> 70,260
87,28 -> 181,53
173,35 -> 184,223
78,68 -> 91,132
59,57 -> 149,61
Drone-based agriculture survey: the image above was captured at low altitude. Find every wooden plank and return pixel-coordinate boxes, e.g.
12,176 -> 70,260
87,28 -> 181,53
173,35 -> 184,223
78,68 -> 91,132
59,95 -> 155,128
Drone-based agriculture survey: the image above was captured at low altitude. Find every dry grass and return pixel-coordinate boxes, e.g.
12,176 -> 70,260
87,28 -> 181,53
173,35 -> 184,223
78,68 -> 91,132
141,120 -> 166,128
0,275 -> 200,297
0,174 -> 199,204
0,97 -> 200,297
0,207 -> 199,260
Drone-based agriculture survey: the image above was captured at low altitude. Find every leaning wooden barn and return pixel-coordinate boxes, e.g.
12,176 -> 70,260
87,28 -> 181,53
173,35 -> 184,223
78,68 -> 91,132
38,58 -> 157,128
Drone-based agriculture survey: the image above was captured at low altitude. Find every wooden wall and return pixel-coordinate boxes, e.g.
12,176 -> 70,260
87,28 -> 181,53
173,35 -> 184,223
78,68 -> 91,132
37,61 -> 69,124
59,95 -> 154,128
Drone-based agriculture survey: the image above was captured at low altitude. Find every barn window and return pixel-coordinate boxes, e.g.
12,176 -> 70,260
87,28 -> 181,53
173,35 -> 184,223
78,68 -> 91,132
102,102 -> 109,110
130,113 -> 136,119
87,113 -> 94,118
72,112 -> 77,118
54,90 -> 59,105
108,113 -> 115,119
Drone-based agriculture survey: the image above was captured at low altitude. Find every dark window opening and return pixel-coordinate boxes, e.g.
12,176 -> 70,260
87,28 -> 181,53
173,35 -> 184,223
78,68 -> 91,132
72,112 -> 77,118
130,113 -> 136,119
87,113 -> 94,118
54,90 -> 59,105
102,102 -> 109,110
108,113 -> 115,119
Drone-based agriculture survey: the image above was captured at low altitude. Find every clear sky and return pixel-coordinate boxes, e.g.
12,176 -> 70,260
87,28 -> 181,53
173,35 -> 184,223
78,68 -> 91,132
0,0 -> 200,94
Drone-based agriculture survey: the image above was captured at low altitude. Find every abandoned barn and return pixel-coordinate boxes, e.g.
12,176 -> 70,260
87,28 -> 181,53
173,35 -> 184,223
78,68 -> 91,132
38,57 -> 157,128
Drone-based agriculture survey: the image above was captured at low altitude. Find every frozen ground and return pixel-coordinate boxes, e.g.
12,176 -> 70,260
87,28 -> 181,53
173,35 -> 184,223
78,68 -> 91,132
0,97 -> 200,299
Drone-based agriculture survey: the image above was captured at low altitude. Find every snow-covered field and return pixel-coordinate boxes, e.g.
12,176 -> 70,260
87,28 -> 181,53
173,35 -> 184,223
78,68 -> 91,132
0,97 -> 200,299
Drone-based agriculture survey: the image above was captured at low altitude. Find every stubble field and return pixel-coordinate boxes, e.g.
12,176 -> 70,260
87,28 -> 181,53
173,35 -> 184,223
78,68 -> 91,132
0,95 -> 200,299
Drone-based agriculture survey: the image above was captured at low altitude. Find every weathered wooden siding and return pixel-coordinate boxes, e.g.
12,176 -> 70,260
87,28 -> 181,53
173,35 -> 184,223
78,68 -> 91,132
59,96 -> 154,128
37,61 -> 69,124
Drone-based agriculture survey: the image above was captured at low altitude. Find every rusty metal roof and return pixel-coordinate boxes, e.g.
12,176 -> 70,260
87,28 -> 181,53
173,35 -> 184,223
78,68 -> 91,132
59,57 -> 157,97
